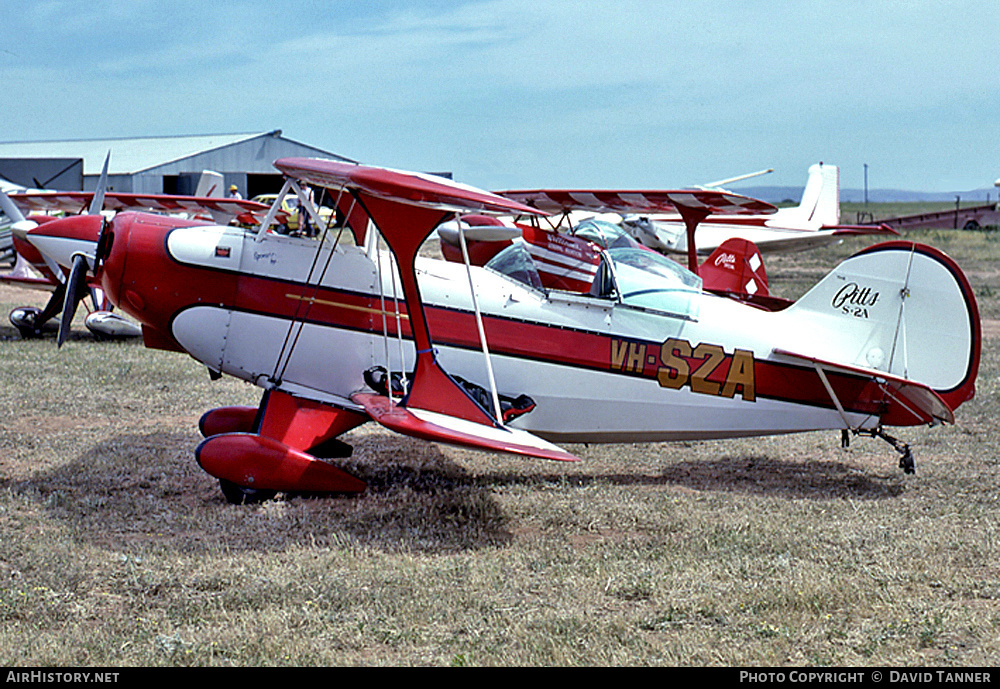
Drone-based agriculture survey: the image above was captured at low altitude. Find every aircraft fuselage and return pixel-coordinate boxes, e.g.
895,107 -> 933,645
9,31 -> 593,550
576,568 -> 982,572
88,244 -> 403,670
87,212 -> 931,443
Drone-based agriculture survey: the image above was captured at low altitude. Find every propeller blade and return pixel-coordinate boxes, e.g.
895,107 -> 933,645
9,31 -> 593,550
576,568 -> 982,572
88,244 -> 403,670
57,254 -> 88,347
93,217 -> 110,273
88,152 -> 110,216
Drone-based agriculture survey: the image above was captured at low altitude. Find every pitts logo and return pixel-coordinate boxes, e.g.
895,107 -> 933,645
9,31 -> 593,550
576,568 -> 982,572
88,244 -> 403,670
714,252 -> 737,269
831,282 -> 879,318
610,337 -> 756,401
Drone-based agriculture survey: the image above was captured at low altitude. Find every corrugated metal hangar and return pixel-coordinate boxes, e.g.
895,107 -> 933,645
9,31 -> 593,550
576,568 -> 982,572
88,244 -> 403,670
0,130 -> 353,198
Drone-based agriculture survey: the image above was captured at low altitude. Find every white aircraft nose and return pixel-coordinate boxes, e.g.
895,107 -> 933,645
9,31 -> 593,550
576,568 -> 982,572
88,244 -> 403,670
9,220 -> 38,242
25,215 -> 103,271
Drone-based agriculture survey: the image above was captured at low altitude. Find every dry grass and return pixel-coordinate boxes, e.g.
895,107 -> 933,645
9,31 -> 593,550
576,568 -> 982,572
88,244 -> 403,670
0,227 -> 997,666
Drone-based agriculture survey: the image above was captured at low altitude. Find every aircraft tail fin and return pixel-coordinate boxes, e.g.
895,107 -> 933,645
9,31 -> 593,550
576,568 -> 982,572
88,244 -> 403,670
700,238 -> 770,299
779,241 -> 979,417
774,163 -> 841,229
194,170 -> 224,198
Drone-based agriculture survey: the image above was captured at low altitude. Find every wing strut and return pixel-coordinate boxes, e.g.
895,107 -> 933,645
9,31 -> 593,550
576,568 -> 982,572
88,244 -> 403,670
677,204 -> 710,274
457,214 -> 504,423
373,230 -> 410,401
253,178 -> 294,241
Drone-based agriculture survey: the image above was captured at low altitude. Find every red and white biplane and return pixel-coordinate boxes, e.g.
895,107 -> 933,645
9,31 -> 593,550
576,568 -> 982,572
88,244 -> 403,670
0,158 -> 274,342
18,158 -> 980,503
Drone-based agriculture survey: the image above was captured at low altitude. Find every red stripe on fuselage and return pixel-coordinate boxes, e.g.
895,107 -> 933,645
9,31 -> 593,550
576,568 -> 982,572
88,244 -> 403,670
197,274 -> 887,419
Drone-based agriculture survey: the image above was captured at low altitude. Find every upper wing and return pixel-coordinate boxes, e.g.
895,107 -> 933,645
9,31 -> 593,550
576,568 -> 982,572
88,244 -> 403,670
497,189 -> 776,216
274,158 -> 547,218
9,192 -> 272,224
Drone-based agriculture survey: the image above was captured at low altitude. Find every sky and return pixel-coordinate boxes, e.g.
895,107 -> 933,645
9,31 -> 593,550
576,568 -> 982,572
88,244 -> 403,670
1,0 -> 997,195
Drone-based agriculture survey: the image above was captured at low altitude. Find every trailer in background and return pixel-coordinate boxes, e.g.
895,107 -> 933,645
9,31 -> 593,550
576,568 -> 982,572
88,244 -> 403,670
869,202 -> 1000,231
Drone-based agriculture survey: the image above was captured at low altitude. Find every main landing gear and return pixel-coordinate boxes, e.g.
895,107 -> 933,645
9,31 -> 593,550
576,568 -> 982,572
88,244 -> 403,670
841,426 -> 915,474
9,306 -> 50,338
196,389 -> 369,504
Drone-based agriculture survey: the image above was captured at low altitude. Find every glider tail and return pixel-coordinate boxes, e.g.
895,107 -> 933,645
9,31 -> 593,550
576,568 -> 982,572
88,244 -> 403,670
781,241 -> 980,416
779,163 -> 841,229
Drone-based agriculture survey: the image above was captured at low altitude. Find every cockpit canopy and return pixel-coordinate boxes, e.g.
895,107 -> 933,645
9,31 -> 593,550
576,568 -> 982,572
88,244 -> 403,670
604,247 -> 702,317
570,219 -> 636,250
485,242 -> 545,291
486,233 -> 703,320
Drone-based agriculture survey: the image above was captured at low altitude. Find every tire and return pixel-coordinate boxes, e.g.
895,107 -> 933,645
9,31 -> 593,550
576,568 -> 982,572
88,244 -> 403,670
219,479 -> 277,505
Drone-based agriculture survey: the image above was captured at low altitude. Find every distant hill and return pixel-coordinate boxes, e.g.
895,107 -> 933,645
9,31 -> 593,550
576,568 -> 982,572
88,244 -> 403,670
735,185 -> 997,205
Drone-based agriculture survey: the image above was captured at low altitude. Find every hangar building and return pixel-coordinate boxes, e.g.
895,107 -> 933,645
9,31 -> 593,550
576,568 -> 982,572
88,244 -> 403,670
0,130 -> 353,199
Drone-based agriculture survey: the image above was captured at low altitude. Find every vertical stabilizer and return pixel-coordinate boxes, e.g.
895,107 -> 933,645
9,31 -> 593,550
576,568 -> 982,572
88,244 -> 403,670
778,241 -> 979,412
771,163 -> 841,230
195,170 -> 224,198
700,238 -> 769,298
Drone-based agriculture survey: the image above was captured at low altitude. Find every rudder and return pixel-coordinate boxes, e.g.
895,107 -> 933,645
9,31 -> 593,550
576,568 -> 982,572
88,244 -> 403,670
778,241 -> 979,412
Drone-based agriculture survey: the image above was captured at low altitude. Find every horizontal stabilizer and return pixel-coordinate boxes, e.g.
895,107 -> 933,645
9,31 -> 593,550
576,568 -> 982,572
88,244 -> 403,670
773,348 -> 955,425
828,223 -> 898,236
0,273 -> 53,290
352,392 -> 580,462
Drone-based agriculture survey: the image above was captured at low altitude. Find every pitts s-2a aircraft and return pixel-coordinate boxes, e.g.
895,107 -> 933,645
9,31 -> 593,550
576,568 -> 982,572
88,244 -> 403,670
20,158 -> 980,503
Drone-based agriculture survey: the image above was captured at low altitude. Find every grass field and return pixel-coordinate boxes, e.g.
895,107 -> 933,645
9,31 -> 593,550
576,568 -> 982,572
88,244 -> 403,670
0,223 -> 997,666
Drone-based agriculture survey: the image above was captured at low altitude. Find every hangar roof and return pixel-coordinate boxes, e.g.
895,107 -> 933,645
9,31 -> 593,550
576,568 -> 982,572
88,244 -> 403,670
0,130 -> 350,175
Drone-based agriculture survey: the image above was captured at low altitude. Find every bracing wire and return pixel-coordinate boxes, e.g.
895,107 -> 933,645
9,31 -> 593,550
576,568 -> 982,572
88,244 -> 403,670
887,244 -> 916,379
374,232 -> 395,403
270,183 -> 349,384
388,250 -> 409,397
